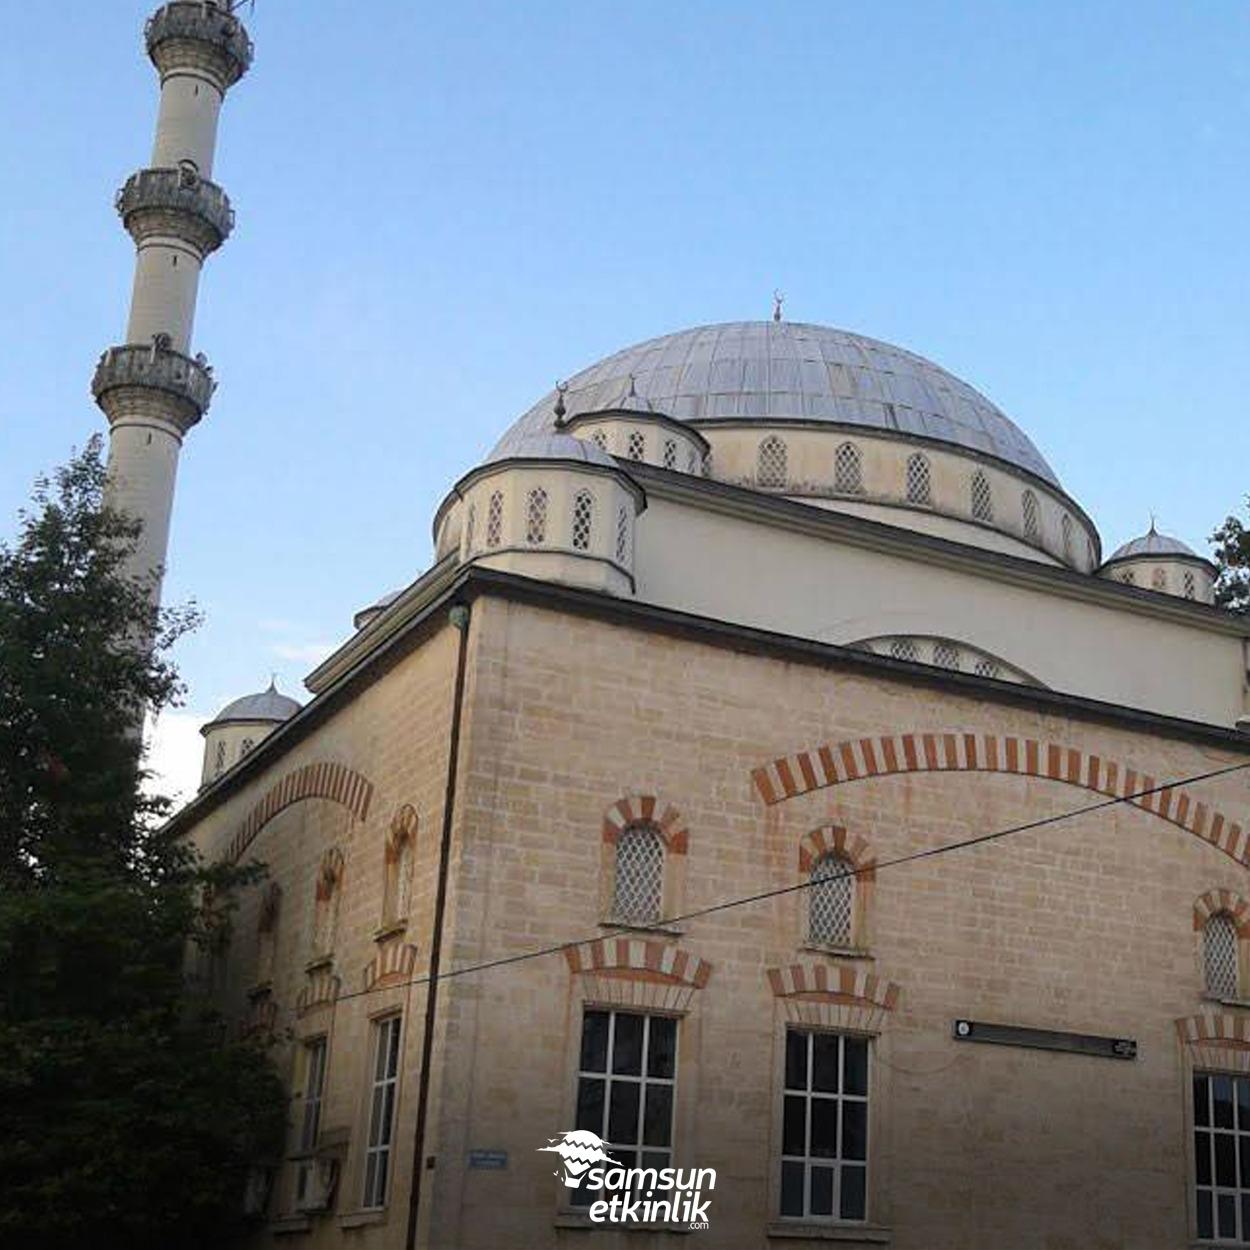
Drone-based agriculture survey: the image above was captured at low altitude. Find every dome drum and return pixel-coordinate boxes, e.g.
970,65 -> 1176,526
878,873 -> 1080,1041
562,410 -> 708,476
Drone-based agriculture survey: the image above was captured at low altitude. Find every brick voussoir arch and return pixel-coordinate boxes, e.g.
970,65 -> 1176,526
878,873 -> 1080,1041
798,824 -> 876,877
767,962 -> 899,1012
752,732 -> 1250,867
602,794 -> 689,854
227,761 -> 374,863
1194,889 -> 1250,936
565,937 -> 712,1014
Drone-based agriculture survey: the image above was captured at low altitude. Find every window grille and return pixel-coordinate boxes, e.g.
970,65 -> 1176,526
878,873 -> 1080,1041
931,642 -> 961,670
612,824 -> 663,925
905,453 -> 931,504
889,638 -> 918,663
1205,914 -> 1239,999
970,471 -> 993,522
615,506 -> 629,565
591,429 -> 608,452
525,488 -> 548,545
834,442 -> 863,494
362,1016 -> 402,1208
572,1011 -> 676,1207
214,741 -> 226,775
571,490 -> 594,551
240,737 -> 255,757
808,853 -> 853,946
486,491 -> 504,547
1022,490 -> 1040,541
780,1030 -> 869,1221
463,502 -> 475,555
973,656 -> 1000,680
1152,567 -> 1168,592
626,431 -> 646,462
663,438 -> 677,470
1184,570 -> 1196,599
758,435 -> 788,488
1121,570 -> 1136,586
1061,514 -> 1073,561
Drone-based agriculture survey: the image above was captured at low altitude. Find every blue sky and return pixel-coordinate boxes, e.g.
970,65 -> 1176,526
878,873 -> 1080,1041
3,1 -> 1248,798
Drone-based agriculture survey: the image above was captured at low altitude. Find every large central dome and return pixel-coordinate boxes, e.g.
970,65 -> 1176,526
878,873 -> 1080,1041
496,320 -> 1059,487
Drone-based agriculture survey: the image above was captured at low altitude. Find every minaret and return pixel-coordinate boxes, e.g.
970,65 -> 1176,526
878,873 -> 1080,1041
92,2 -> 253,606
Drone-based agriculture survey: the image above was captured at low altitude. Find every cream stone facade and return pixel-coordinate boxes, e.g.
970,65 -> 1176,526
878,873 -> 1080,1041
87,9 -> 1250,1250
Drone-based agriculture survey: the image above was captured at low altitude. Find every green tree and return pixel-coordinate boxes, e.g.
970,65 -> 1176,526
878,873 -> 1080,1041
1212,500 -> 1250,614
0,439 -> 286,1250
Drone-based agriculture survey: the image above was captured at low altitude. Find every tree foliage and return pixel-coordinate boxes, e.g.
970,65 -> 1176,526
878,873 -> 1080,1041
1212,501 -> 1250,614
0,439 -> 286,1250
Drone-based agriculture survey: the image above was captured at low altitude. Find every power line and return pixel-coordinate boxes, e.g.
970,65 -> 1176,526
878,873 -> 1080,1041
301,756 -> 1250,1011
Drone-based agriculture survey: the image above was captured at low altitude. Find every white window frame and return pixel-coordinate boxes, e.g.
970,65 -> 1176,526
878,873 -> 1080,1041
294,1036 -> 328,1204
362,1015 -> 402,1209
1193,1070 -> 1250,1241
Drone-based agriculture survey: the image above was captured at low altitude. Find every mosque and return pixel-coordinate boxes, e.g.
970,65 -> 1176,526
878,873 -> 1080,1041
96,5 -> 1250,1249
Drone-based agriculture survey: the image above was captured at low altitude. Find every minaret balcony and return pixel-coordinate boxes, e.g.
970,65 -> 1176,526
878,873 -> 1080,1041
116,167 -> 234,254
145,2 -> 254,89
92,341 -> 217,435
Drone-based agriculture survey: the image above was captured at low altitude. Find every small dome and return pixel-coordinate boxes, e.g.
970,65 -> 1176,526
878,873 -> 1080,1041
484,430 -> 618,469
1107,527 -> 1202,562
204,681 -> 301,729
354,587 -> 403,630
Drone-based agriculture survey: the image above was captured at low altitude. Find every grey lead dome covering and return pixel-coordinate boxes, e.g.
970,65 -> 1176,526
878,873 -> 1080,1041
207,684 -> 301,726
494,320 -> 1060,488
484,430 -> 617,469
1108,530 -> 1202,561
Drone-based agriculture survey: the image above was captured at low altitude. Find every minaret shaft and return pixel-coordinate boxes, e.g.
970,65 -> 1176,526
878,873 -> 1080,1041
94,3 -> 251,607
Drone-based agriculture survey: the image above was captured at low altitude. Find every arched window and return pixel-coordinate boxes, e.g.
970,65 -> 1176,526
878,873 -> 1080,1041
612,824 -> 663,925
808,853 -> 853,946
1061,514 -> 1074,561
590,429 -> 608,452
256,881 -> 281,983
662,438 -> 677,470
312,847 -> 344,960
757,435 -> 788,488
889,638 -> 919,663
626,431 -> 646,462
384,806 -> 417,927
973,656 -> 1000,680
571,489 -> 594,552
932,642 -> 961,670
905,453 -> 931,504
615,505 -> 629,565
1022,490 -> 1040,542
486,491 -> 504,548
834,441 -> 863,494
1151,567 -> 1168,592
463,502 -> 476,555
1183,570 -> 1196,599
525,488 -> 548,545
1204,913 -> 1239,999
214,741 -> 226,776
971,470 -> 993,522
240,737 -> 255,758
1121,570 -> 1136,586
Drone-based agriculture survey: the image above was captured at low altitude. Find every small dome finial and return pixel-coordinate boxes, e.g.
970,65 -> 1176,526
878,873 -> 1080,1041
773,290 -> 785,322
627,373 -> 638,398
553,380 -> 568,423
1148,513 -> 1158,535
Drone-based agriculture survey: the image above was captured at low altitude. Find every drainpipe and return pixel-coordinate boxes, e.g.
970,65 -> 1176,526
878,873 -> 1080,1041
405,602 -> 471,1250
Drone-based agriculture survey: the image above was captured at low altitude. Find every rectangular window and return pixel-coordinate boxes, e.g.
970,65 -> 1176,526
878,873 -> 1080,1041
1194,1070 -> 1250,1241
294,1036 -> 328,1203
779,1029 -> 869,1222
362,1016 -> 402,1209
573,1009 -> 677,1207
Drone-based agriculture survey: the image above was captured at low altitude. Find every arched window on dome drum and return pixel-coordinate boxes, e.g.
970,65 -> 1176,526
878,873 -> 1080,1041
240,737 -> 255,758
1184,570 -> 1197,599
973,656 -> 1000,680
970,470 -> 993,522
463,502 -> 476,556
808,852 -> 853,947
486,491 -> 504,548
834,441 -> 863,494
626,431 -> 646,462
1022,490 -> 1040,542
1120,569 -> 1136,586
1204,913 -> 1239,999
1061,514 -> 1074,561
525,488 -> 548,545
214,741 -> 226,776
757,435 -> 788,488
1152,567 -> 1168,593
905,453 -> 931,505
932,642 -> 961,671
889,638 -> 919,664
615,505 -> 629,565
612,824 -> 663,926
590,429 -> 608,452
663,438 -> 677,470
571,489 -> 594,552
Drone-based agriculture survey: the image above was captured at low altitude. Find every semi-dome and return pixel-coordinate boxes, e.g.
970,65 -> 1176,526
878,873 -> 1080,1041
494,320 -> 1060,488
204,681 -> 301,728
